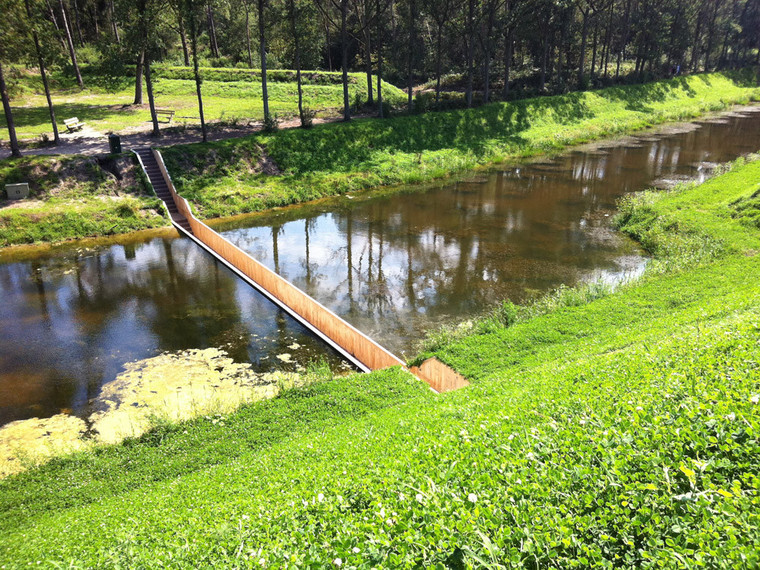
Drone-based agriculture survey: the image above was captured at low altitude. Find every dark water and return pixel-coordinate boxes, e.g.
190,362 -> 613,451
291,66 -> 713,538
0,238 -> 350,425
2,107 -> 760,425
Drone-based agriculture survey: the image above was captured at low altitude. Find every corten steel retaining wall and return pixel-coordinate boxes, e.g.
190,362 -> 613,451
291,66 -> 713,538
151,149 -> 406,373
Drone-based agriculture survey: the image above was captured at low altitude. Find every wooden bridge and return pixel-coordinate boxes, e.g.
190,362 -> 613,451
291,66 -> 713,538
134,147 -> 468,393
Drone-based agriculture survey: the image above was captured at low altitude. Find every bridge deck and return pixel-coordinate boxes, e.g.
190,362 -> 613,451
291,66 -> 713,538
133,147 -> 468,392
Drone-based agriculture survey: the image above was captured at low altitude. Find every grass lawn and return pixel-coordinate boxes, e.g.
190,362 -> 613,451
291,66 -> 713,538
0,66 -> 407,140
0,150 -> 758,566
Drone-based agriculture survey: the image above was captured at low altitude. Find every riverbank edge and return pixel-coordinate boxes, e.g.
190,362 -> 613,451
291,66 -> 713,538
1,150 -> 758,566
1,71 -> 758,252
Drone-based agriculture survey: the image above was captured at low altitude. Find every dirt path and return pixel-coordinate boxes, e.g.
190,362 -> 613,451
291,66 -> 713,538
0,113 -> 365,160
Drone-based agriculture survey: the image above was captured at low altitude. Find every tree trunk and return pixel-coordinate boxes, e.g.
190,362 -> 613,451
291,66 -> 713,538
92,3 -> 99,36
26,0 -> 60,144
465,0 -> 475,107
364,1 -> 374,105
704,0 -> 720,71
325,19 -> 333,71
602,2 -> 613,78
364,29 -> 374,106
557,22 -> 565,87
59,0 -> 84,88
502,27 -> 513,98
590,16 -> 599,80
577,9 -> 589,89
45,0 -> 61,32
0,61 -> 21,157
109,1 -> 120,44
287,0 -> 305,125
245,3 -> 253,68
539,28 -> 549,91
45,0 -> 67,50
407,0 -> 415,112
188,0 -> 207,142
376,0 -> 384,117
207,2 -> 220,58
71,0 -> 84,45
134,50 -> 144,105
257,0 -> 270,120
482,5 -> 496,104
178,13 -> 190,66
144,57 -> 161,137
341,0 -> 351,121
435,25 -> 443,103
691,12 -> 703,71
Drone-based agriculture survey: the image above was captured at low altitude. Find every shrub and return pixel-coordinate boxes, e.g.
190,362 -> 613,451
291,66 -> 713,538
262,113 -> 279,133
300,107 -> 317,129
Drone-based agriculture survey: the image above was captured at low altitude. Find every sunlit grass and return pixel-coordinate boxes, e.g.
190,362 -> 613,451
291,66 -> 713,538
1,155 -> 759,568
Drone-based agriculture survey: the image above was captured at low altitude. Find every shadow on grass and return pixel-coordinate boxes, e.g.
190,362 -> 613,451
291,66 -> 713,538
0,103 -> 144,132
265,90 -> 599,174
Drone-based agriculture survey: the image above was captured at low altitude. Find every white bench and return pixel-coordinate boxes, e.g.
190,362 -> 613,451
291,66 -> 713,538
155,109 -> 176,123
64,117 -> 85,132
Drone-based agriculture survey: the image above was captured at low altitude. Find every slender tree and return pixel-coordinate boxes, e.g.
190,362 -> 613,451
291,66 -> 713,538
186,0 -> 207,141
58,0 -> 83,87
316,0 -> 351,121
245,0 -> 254,68
109,0 -> 121,44
376,0 -> 385,117
286,0 -> 306,126
425,0 -> 454,104
480,0 -> 503,104
25,0 -> 60,144
339,0 -> 350,120
465,0 -> 477,107
0,60 -> 21,157
134,49 -> 144,105
256,0 -> 271,122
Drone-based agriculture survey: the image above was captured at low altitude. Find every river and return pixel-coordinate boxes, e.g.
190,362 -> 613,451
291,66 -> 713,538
1,106 -> 759,426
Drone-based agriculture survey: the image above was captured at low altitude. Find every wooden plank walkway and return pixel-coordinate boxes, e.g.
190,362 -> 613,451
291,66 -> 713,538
134,147 -> 468,392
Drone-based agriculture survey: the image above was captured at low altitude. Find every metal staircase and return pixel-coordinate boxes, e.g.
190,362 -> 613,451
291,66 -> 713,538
133,148 -> 193,234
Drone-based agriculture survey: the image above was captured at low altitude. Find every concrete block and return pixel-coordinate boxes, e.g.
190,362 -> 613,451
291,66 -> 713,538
5,183 -> 30,200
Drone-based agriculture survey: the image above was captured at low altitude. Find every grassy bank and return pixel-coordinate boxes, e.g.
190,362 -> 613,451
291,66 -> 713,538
162,70 -> 760,218
1,154 -> 758,565
0,66 -> 406,140
1,71 -> 757,248
0,154 -> 166,247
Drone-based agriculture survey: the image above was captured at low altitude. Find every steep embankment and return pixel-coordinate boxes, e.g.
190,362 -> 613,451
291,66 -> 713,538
1,155 -> 758,567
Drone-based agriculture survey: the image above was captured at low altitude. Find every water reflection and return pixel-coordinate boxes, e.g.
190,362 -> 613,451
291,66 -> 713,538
217,108 -> 760,355
0,238 -> 347,425
2,107 -> 760,425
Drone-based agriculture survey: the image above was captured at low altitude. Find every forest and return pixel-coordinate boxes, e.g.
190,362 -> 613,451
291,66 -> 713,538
1,0 -> 760,157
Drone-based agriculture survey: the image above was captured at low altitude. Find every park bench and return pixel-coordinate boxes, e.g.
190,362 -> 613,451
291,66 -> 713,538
63,117 -> 85,132
155,109 -> 176,123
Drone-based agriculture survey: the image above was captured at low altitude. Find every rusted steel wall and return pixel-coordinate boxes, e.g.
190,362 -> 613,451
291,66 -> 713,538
152,149 -> 405,372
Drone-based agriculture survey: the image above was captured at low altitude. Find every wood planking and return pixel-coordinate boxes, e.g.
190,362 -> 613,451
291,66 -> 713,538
410,358 -> 470,393
152,149 -> 405,373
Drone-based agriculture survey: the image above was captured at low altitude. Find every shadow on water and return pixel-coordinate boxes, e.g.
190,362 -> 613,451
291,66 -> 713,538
217,108 -> 760,356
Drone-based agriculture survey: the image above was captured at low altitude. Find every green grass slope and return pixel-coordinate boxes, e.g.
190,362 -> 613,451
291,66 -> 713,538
0,154 -> 166,247
0,157 -> 758,565
163,71 -> 760,219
